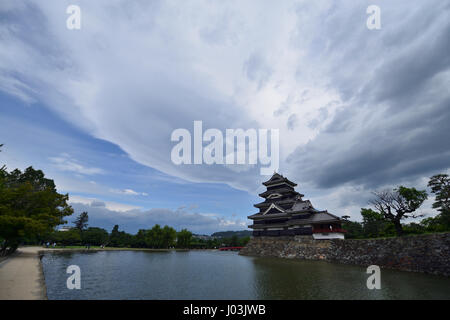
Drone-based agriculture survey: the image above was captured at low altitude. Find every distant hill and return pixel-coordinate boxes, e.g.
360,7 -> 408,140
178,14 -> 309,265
211,230 -> 252,238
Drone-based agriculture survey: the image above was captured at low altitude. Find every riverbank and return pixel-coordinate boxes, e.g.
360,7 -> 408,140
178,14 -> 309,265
240,232 -> 450,277
0,247 -> 48,300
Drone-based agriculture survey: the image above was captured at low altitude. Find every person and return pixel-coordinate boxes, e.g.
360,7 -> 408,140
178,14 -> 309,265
45,242 -> 50,248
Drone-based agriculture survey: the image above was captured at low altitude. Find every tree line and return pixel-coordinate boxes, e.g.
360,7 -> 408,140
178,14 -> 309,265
49,211 -> 250,249
48,215 -> 194,249
342,175 -> 450,239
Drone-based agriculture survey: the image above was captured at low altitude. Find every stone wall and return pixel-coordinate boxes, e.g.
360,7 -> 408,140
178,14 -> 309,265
240,233 -> 450,276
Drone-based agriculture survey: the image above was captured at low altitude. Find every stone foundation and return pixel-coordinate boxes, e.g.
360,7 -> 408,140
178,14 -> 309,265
240,233 -> 450,276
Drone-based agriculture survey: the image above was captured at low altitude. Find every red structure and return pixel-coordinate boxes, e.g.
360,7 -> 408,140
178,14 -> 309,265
219,246 -> 243,251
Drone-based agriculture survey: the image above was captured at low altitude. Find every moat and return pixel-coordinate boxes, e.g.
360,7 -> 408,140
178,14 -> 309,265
41,250 -> 450,300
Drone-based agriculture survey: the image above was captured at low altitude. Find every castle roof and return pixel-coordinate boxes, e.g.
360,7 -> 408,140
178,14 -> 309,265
262,173 -> 297,187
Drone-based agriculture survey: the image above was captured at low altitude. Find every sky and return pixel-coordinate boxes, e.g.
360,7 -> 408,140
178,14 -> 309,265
0,1 -> 449,234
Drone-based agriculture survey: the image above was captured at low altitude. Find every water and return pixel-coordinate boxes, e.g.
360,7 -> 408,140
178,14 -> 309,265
41,250 -> 450,300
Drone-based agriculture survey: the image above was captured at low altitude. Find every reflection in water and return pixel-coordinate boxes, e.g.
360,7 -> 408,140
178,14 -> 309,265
41,250 -> 450,300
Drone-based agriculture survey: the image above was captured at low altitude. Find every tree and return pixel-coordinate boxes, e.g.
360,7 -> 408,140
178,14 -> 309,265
133,229 -> 148,248
420,216 -> 448,232
0,167 -> 73,255
361,208 -> 392,238
428,174 -> 450,212
161,225 -> 177,248
109,225 -> 121,247
147,224 -> 163,248
428,174 -> 450,229
239,236 -> 251,246
74,211 -> 89,232
341,220 -> 363,239
108,225 -> 132,247
176,229 -> 192,248
369,186 -> 427,236
81,227 -> 108,246
230,235 -> 239,247
402,222 -> 427,235
51,229 -> 81,246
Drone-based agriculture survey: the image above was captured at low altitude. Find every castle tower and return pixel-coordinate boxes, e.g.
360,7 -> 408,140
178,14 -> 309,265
248,173 -> 346,239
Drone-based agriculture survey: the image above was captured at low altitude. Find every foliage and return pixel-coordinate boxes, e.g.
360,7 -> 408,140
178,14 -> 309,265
49,229 -> 81,246
161,225 -> 177,248
342,174 -> 450,238
0,166 -> 73,255
132,229 -> 148,248
361,208 -> 394,238
428,174 -> 450,212
109,225 -> 133,247
176,229 -> 192,248
369,186 -> 427,236
402,222 -> 427,235
81,227 -> 109,245
74,211 -> 89,232
341,220 -> 364,239
428,174 -> 450,230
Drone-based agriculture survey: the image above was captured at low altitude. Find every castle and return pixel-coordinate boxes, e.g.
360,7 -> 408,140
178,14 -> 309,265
248,173 -> 345,239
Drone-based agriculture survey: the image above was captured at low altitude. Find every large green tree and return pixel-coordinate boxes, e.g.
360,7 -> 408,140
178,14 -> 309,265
369,186 -> 427,236
0,166 -> 73,255
428,174 -> 450,229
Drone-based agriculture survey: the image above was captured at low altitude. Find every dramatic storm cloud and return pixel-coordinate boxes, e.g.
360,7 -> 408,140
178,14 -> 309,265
0,0 -> 449,228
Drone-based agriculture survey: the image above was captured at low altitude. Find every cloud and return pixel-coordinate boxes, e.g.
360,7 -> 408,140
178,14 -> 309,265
68,195 -> 141,212
110,188 -> 149,196
281,1 -> 450,192
243,53 -> 273,89
90,200 -> 106,207
69,200 -> 247,234
287,114 -> 298,131
49,153 -> 104,175
0,0 -> 448,222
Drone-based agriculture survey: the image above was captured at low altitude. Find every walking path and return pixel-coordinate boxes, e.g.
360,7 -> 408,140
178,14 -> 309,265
0,247 -> 47,300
